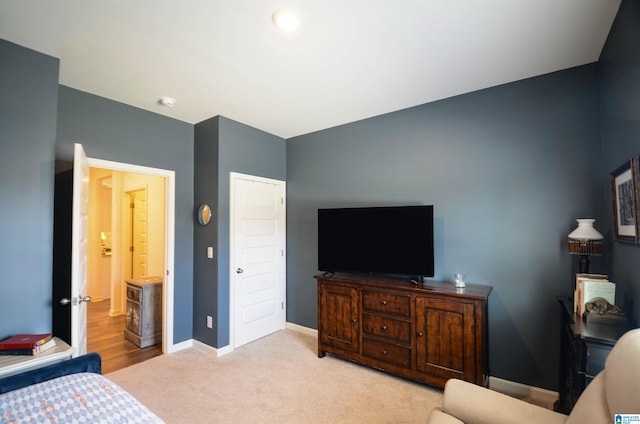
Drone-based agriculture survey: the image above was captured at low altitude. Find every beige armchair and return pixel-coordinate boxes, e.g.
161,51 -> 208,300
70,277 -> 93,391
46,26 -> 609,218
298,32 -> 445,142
427,328 -> 640,424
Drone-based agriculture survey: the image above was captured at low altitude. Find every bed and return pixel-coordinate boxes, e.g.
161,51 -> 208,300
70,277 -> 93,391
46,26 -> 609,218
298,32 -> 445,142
0,352 -> 163,423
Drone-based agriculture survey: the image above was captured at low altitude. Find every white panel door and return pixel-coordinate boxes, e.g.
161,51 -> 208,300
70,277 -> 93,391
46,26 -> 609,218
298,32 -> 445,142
128,188 -> 148,279
71,143 -> 91,356
231,173 -> 286,348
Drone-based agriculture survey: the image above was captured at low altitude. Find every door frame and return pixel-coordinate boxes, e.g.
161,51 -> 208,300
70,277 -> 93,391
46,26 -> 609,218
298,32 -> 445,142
87,157 -> 176,353
229,172 -> 286,349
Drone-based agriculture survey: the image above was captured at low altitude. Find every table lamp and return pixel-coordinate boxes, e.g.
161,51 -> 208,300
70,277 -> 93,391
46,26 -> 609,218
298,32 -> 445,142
568,219 -> 603,273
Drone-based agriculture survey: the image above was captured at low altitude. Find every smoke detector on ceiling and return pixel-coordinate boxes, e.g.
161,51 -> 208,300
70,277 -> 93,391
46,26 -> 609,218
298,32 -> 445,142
158,97 -> 176,107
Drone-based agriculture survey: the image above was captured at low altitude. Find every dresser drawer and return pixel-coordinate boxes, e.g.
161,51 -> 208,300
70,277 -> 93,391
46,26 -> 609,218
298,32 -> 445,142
585,344 -> 610,378
362,290 -> 410,317
363,338 -> 412,368
362,313 -> 411,343
127,285 -> 141,303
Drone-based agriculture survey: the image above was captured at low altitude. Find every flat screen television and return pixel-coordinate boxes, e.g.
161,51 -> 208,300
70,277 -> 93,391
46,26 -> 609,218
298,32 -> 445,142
318,205 -> 434,278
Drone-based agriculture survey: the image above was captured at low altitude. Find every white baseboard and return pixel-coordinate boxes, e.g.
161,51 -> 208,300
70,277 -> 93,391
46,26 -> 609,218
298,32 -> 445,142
167,339 -> 232,357
216,344 -> 233,356
108,307 -> 123,317
175,323 -> 316,357
286,322 -> 318,337
169,324 -> 315,358
489,376 -> 558,406
190,339 -> 233,357
166,338 -> 193,354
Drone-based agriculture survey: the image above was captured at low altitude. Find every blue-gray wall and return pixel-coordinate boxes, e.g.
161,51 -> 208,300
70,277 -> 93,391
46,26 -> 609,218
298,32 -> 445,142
286,65 -> 604,390
193,116 -> 220,346
0,40 -> 59,339
193,116 -> 286,347
56,86 -> 195,344
599,0 -> 640,325
3,0 -> 639,390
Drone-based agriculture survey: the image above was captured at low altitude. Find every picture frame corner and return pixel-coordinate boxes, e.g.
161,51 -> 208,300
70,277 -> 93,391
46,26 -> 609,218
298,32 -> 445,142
609,155 -> 640,245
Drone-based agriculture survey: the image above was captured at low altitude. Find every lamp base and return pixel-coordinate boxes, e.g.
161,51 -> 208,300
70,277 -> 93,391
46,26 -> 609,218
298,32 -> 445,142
579,255 -> 590,274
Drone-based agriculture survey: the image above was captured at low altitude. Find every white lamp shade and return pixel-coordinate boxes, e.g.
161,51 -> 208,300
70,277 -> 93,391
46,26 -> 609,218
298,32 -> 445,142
568,219 -> 603,240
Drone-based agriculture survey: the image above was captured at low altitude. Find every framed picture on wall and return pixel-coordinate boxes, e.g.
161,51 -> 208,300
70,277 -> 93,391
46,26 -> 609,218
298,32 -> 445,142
610,156 -> 640,244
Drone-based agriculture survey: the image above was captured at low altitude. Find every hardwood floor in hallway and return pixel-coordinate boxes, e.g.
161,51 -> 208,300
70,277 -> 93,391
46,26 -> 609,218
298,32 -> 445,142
87,300 -> 162,374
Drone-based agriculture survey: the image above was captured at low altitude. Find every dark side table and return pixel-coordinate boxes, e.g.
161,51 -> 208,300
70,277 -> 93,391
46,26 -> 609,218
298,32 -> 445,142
555,297 -> 631,414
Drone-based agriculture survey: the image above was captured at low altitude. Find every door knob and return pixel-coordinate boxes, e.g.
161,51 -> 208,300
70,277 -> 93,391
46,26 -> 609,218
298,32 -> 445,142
236,268 -> 244,274
59,296 -> 91,306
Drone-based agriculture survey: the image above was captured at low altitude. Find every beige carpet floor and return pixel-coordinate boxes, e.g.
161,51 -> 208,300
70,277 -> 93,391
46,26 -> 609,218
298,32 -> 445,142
107,329 -> 443,423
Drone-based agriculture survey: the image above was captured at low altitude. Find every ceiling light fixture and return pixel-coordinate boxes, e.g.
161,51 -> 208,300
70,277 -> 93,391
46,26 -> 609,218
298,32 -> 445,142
272,10 -> 299,32
158,97 -> 175,107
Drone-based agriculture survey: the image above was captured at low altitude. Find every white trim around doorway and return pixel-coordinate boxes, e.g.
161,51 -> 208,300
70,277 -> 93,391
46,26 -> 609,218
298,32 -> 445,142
87,157 -> 177,354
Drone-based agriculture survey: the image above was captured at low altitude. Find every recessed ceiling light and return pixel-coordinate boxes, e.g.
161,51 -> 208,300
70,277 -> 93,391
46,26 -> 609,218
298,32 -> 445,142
272,10 -> 300,32
158,97 -> 175,107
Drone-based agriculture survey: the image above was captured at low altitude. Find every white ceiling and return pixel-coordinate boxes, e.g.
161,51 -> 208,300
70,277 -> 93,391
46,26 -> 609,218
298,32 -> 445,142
0,1 -> 621,139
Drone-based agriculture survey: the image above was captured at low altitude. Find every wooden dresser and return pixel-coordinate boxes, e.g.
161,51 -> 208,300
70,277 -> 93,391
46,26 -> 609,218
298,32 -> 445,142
555,297 -> 631,414
124,277 -> 163,348
317,274 -> 492,389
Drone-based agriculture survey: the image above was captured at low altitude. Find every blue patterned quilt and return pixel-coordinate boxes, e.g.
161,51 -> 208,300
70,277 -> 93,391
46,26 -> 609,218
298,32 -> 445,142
0,372 -> 163,423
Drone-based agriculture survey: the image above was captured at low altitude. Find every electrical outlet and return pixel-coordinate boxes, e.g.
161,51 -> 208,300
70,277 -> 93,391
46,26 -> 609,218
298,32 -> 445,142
206,315 -> 213,329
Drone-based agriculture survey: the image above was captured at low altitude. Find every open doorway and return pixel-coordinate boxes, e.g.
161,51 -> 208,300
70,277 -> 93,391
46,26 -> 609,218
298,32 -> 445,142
86,167 -> 165,374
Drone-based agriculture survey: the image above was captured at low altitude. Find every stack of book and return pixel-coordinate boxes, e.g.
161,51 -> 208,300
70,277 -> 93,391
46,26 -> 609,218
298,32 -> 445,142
574,273 -> 616,316
0,333 -> 56,356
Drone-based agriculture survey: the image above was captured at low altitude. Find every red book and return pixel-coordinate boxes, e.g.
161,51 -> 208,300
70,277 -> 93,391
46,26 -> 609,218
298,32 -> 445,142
0,333 -> 52,350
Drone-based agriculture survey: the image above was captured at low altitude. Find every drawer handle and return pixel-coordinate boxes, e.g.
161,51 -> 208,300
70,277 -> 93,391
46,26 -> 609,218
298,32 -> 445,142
381,325 -> 388,331
381,300 -> 387,305
382,349 -> 388,355
352,318 -> 358,323
417,332 -> 424,337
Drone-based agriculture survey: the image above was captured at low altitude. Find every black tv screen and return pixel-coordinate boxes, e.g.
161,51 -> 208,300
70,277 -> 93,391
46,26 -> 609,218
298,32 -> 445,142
318,205 -> 434,277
